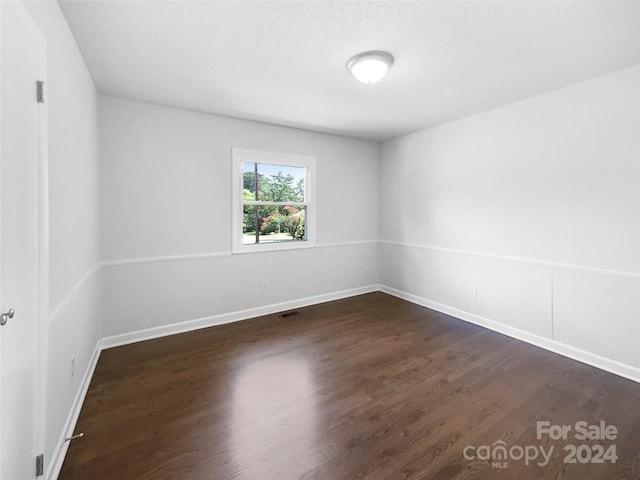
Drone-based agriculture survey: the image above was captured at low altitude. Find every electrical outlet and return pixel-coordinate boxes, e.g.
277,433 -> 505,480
469,287 -> 478,299
261,280 -> 269,293
70,356 -> 76,379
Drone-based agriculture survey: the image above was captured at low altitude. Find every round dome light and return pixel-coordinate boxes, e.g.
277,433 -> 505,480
348,51 -> 394,84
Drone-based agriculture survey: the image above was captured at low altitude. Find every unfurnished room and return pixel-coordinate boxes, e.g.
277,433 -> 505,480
1,1 -> 639,479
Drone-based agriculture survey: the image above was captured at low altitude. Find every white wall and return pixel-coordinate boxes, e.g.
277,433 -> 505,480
23,1 -> 101,475
380,65 -> 640,380
99,96 -> 380,340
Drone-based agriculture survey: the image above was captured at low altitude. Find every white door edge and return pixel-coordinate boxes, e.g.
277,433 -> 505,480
2,0 -> 50,472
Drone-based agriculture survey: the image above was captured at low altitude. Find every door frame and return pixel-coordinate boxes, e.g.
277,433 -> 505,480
0,0 -> 49,475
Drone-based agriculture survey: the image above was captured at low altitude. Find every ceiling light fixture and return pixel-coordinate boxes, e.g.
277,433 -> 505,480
348,51 -> 394,84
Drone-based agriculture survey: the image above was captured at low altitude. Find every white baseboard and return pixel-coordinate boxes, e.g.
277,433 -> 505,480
379,285 -> 640,384
47,340 -> 102,480
100,284 -> 380,349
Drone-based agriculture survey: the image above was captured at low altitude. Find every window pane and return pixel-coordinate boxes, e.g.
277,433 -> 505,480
242,162 -> 305,202
242,204 -> 307,244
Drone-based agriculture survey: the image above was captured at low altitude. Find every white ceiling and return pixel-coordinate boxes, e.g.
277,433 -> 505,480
59,1 -> 640,141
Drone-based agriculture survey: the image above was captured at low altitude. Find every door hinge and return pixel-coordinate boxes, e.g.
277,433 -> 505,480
36,80 -> 45,104
36,454 -> 44,477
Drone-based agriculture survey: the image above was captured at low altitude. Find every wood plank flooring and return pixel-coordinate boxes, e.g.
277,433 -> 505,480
59,292 -> 640,479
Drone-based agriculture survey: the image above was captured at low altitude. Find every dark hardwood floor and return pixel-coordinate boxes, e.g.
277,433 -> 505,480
59,292 -> 640,479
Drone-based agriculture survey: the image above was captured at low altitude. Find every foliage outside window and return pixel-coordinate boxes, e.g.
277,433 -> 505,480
232,149 -> 316,253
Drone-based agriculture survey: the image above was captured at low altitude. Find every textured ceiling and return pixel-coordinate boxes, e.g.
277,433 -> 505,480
59,1 -> 640,141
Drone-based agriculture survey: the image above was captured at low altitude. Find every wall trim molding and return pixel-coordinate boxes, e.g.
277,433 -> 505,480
100,252 -> 232,268
100,240 -> 378,269
380,240 -> 640,279
317,239 -> 379,249
100,284 -> 380,349
49,264 -> 101,323
379,285 -> 640,384
47,340 -> 101,480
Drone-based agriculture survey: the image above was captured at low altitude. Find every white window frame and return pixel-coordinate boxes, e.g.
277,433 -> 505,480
232,148 -> 316,254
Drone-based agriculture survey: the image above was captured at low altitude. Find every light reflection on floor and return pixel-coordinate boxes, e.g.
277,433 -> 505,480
230,353 -> 319,476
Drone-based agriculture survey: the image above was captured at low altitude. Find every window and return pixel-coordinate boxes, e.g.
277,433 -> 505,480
232,149 -> 316,253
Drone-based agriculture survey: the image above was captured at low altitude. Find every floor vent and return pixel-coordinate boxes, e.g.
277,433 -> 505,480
280,310 -> 300,318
